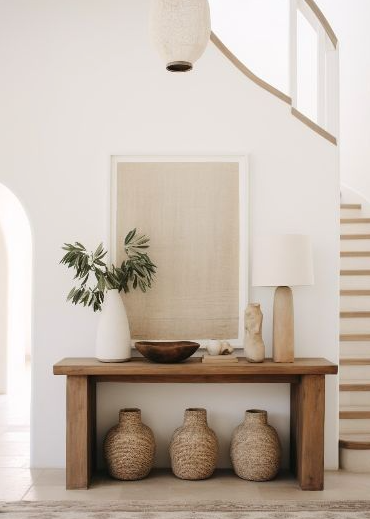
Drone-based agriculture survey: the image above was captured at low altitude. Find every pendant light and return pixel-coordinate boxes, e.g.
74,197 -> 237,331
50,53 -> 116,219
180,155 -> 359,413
151,0 -> 211,72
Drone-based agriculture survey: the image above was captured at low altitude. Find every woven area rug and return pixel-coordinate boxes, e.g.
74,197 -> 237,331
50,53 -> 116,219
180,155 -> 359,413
1,501 -> 370,518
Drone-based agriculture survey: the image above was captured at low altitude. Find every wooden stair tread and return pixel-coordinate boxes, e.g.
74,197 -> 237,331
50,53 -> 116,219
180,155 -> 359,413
341,204 -> 362,210
340,290 -> 370,296
341,235 -> 370,240
340,406 -> 370,411
339,433 -> 370,450
340,311 -> 370,318
340,357 -> 370,365
340,334 -> 370,341
341,251 -> 370,257
339,204 -> 370,437
341,218 -> 370,224
340,380 -> 370,391
341,269 -> 370,276
340,406 -> 370,419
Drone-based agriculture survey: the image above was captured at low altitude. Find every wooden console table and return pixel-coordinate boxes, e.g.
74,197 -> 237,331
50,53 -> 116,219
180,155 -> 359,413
53,357 -> 337,491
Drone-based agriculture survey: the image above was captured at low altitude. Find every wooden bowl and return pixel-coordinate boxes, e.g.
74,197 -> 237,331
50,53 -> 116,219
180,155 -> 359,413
135,341 -> 200,363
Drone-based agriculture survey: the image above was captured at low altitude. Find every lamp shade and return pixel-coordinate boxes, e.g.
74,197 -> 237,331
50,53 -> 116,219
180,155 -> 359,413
252,234 -> 314,287
150,0 -> 211,72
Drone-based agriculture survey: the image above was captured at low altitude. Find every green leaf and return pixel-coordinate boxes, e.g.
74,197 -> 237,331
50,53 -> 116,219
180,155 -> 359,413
67,287 -> 76,301
132,264 -> 145,277
96,250 -> 108,260
124,228 -> 136,245
137,237 -> 150,245
81,290 -> 90,306
97,275 -> 105,292
94,243 -> 104,259
61,230 -> 156,313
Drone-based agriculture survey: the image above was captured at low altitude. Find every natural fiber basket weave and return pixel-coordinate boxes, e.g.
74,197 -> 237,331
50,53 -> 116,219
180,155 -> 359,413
170,408 -> 218,480
231,409 -> 281,481
104,408 -> 155,480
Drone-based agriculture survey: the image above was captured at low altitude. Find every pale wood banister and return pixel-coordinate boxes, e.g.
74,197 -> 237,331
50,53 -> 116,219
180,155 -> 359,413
210,2 -> 339,146
303,0 -> 338,49
291,108 -> 337,145
210,32 -> 292,105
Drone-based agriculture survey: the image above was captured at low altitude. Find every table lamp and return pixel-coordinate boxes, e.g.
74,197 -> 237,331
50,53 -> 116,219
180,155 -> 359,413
252,234 -> 314,363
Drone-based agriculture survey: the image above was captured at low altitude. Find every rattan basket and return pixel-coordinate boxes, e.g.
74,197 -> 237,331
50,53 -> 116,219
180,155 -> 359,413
104,408 -> 155,480
231,409 -> 281,481
170,408 -> 218,480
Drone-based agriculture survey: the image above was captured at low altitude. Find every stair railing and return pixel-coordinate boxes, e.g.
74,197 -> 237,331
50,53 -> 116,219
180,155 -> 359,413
290,0 -> 339,138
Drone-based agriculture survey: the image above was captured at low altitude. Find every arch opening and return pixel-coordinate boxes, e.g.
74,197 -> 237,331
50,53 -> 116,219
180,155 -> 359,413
0,183 -> 32,396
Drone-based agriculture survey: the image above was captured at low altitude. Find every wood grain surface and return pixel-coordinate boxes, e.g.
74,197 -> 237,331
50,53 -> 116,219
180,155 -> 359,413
54,357 -> 337,377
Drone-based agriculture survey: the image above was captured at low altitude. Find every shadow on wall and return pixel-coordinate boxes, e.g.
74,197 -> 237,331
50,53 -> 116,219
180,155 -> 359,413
0,183 -> 32,395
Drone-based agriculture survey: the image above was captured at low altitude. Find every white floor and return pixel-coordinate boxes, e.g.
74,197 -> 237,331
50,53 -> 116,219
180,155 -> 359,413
1,365 -> 370,502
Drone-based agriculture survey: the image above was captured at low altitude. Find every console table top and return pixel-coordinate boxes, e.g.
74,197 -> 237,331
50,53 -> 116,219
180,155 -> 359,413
53,357 -> 338,377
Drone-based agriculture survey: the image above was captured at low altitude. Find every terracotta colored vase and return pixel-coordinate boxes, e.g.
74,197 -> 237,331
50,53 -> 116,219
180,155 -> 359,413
231,409 -> 281,481
170,408 -> 218,480
104,408 -> 155,480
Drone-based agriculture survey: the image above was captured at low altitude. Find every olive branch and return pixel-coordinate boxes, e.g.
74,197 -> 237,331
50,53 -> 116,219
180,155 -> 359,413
60,229 -> 156,312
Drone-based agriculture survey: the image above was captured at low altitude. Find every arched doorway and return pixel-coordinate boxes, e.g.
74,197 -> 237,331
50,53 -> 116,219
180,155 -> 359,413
0,183 -> 32,396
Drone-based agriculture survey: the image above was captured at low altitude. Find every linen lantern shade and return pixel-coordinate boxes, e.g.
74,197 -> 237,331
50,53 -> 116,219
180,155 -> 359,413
252,234 -> 314,363
150,0 -> 211,72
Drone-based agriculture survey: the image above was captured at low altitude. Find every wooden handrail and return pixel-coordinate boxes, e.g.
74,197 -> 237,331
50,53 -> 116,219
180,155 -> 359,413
210,32 -> 292,105
291,108 -> 337,145
210,0 -> 339,147
304,0 -> 338,48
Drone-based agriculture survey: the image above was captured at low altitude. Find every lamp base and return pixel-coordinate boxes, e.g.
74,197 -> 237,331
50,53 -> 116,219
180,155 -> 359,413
273,286 -> 294,363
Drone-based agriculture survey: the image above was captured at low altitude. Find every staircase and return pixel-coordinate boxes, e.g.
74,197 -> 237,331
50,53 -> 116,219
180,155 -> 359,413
339,202 -> 370,472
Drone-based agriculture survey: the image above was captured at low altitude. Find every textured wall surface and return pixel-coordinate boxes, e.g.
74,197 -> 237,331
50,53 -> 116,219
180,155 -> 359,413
116,160 -> 239,340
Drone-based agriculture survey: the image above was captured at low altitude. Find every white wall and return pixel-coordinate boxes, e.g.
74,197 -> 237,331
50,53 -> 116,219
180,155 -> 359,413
211,0 -> 370,198
316,0 -> 370,199
210,0 -> 289,94
0,0 -> 339,469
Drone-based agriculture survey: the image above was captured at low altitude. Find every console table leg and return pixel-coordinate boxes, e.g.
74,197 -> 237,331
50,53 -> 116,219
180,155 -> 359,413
290,375 -> 325,490
66,375 -> 96,489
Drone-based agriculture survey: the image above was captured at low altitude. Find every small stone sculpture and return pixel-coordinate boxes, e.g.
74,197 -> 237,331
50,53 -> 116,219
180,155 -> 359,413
244,303 -> 265,363
220,341 -> 234,355
206,340 -> 222,356
206,340 -> 234,356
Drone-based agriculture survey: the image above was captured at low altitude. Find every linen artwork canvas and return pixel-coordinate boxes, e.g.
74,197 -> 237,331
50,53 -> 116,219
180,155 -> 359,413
114,160 -> 240,340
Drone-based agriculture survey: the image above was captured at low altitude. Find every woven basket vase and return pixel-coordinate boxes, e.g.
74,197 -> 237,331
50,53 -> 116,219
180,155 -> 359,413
231,409 -> 281,481
170,408 -> 219,480
104,408 -> 155,480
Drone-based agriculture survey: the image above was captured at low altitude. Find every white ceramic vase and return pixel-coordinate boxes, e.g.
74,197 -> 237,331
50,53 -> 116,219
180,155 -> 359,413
96,290 -> 131,363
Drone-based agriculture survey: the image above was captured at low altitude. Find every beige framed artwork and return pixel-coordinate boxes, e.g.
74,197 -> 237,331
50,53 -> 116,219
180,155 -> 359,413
111,156 -> 249,345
